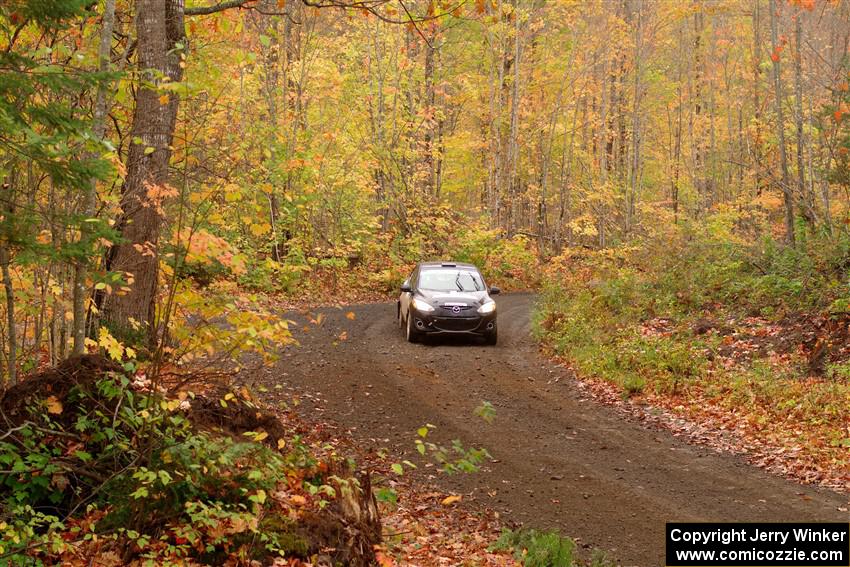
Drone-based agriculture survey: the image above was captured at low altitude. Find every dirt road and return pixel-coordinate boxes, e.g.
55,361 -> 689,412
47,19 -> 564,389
258,293 -> 848,566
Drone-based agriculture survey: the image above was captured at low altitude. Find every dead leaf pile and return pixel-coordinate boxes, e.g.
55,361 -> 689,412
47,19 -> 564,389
260,401 -> 521,566
550,309 -> 850,493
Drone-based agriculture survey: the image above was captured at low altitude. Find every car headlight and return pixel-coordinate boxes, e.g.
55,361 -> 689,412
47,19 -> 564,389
411,298 -> 435,312
478,301 -> 496,314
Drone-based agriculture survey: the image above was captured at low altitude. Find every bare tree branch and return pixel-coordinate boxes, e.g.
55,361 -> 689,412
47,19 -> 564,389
398,0 -> 432,48
185,0 -> 255,16
185,0 -> 466,25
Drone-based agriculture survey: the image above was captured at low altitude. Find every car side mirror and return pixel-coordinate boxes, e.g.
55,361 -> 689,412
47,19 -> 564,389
400,282 -> 412,293
489,286 -> 501,295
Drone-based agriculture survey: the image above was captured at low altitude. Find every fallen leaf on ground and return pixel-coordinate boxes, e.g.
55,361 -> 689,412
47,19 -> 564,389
441,495 -> 462,506
46,396 -> 63,414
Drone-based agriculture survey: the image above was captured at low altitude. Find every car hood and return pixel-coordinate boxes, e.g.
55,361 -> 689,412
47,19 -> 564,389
416,289 -> 491,307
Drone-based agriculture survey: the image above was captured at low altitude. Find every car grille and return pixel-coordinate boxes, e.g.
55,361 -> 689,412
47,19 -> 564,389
436,305 -> 474,316
433,317 -> 480,332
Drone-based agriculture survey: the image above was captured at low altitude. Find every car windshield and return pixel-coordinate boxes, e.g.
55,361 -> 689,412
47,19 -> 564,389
419,269 -> 483,292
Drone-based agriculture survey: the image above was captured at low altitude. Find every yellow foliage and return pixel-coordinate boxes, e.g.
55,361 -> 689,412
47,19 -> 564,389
249,223 -> 271,236
98,328 -> 126,362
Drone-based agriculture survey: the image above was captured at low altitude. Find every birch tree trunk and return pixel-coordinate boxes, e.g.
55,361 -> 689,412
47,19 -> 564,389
769,0 -> 795,245
692,4 -> 706,214
793,9 -> 813,224
752,0 -> 763,197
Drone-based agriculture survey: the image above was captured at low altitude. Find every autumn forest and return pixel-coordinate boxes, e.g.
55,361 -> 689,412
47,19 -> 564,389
1,0 -> 849,564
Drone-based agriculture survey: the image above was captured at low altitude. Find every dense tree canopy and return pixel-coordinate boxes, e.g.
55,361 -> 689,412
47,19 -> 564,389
2,1 -> 850,563
0,0 -> 849,375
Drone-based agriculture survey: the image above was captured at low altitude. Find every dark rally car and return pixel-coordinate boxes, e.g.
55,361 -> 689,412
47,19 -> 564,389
397,261 -> 500,345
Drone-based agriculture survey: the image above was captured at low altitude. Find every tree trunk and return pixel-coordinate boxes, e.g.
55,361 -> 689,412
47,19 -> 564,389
367,21 -> 390,224
258,0 -> 283,261
811,94 -> 831,233
422,38 -> 436,197
753,0 -> 763,197
104,0 -> 186,340
793,9 -> 814,224
597,47 -> 608,247
506,1 -> 521,233
73,0 -> 116,355
707,26 -> 717,206
435,110 -> 445,199
598,52 -> 609,180
672,24 -> 684,222
692,3 -> 706,213
0,243 -> 15,386
769,0 -> 795,245
627,0 -> 642,233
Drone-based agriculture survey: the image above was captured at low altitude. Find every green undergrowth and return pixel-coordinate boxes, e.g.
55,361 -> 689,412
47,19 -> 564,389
535,214 -> 850,472
0,355 -> 378,566
489,528 -> 614,567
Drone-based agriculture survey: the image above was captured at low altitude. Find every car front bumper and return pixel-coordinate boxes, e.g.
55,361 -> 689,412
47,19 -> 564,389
409,307 -> 497,335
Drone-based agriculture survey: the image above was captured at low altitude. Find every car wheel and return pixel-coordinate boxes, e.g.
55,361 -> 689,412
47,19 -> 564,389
484,328 -> 497,346
406,312 -> 421,343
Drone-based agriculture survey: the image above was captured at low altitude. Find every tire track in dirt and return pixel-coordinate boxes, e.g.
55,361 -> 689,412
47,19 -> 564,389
256,293 -> 848,566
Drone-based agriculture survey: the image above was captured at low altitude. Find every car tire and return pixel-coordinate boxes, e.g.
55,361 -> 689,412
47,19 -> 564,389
406,313 -> 421,343
484,328 -> 497,346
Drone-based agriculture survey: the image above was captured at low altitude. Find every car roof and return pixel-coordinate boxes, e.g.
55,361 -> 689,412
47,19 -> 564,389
418,261 -> 479,270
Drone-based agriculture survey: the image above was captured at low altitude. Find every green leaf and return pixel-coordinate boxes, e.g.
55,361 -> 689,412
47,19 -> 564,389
375,487 -> 398,504
74,450 -> 92,462
130,487 -> 149,499
390,463 -> 404,476
157,470 -> 172,486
